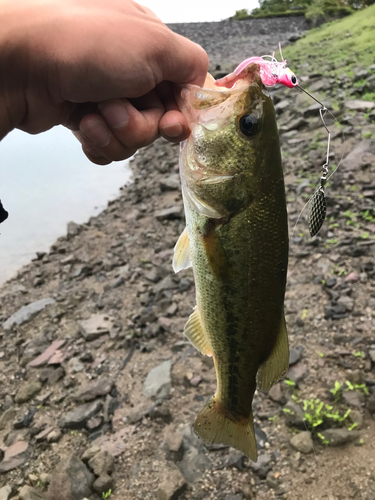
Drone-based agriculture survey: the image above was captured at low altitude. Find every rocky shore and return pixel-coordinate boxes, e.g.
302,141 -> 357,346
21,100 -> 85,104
1,16 -> 375,500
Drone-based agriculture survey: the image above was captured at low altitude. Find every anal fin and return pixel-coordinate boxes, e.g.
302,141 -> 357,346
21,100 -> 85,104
257,312 -> 289,391
173,228 -> 191,273
184,308 -> 212,356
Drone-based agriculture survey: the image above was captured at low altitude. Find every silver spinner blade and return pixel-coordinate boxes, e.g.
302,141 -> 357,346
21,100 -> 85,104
308,187 -> 326,237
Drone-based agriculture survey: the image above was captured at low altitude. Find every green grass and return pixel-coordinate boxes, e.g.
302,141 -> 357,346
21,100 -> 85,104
283,5 -> 375,83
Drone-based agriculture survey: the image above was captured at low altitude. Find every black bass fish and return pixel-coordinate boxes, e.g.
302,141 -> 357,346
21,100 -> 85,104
173,64 -> 289,460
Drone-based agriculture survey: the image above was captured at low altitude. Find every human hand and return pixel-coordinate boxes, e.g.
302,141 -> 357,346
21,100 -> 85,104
0,0 -> 208,164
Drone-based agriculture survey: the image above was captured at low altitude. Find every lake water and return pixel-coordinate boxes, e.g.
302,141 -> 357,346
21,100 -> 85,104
0,127 -> 131,286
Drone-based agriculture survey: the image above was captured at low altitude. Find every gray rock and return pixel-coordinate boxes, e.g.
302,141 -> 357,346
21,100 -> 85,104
248,453 -> 272,479
160,174 -> 180,191
303,102 -> 323,118
67,357 -> 85,373
15,381 -> 42,404
341,140 -> 375,170
178,425 -> 211,482
280,117 -> 308,133
165,431 -> 184,462
47,455 -> 94,500
75,378 -> 114,402
3,298 -> 55,330
369,350 -> 375,363
367,393 -> 375,414
19,486 -> 45,500
0,441 -> 30,472
93,474 -> 113,495
289,348 -> 301,366
143,360 -> 172,400
290,431 -> 313,454
154,207 -> 182,220
342,390 -> 364,408
0,408 -> 17,430
0,485 -> 12,500
274,99 -> 290,115
225,496 -> 243,500
78,314 -> 114,341
67,221 -> 80,238
268,383 -> 286,404
157,466 -> 187,500
320,429 -> 360,446
88,451 -> 114,476
286,363 -> 307,385
59,401 -> 102,429
283,400 -> 305,429
337,295 -> 354,312
345,100 -> 375,110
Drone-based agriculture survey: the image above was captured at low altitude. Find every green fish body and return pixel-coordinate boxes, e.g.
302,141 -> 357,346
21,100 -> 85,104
173,66 -> 289,460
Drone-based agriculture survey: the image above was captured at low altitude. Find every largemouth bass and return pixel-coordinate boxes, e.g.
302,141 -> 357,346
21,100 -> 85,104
173,64 -> 289,460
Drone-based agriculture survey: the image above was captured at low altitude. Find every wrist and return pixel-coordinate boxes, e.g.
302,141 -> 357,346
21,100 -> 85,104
0,2 -> 29,139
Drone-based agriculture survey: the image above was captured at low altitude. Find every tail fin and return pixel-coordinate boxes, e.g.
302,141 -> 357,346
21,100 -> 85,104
194,398 -> 257,461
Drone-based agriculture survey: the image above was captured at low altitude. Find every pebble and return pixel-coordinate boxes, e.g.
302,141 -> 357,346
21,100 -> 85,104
248,453 -> 272,479
75,377 -> 115,402
154,207 -> 182,220
157,466 -> 187,500
59,400 -> 102,429
27,340 -> 66,368
143,360 -> 172,400
93,474 -> 113,495
88,451 -> 115,476
78,314 -> 114,341
47,455 -> 94,500
268,383 -> 286,405
0,441 -> 30,472
290,431 -> 313,454
283,400 -> 305,429
15,381 -> 42,404
0,408 -> 17,430
19,486 -> 44,500
2,298 -> 55,330
289,347 -> 301,366
0,486 -> 12,500
320,429 -> 360,446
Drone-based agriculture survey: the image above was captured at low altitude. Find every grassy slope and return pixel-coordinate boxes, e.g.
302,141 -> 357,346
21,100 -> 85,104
282,5 -> 375,100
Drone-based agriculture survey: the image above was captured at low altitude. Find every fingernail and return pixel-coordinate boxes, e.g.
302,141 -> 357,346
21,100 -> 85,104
99,100 -> 129,129
80,120 -> 111,148
82,143 -> 102,158
161,122 -> 184,138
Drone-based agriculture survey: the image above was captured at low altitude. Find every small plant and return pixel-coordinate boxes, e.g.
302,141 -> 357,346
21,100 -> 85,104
284,379 -> 296,387
102,490 -> 112,499
70,430 -> 78,436
345,380 -> 369,396
353,351 -> 365,358
302,398 -> 351,431
330,380 -> 342,402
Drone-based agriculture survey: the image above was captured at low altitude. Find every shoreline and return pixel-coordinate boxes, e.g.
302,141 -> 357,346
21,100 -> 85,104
1,15 -> 375,500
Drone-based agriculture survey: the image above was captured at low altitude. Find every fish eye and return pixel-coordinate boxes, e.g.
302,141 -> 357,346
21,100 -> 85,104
239,114 -> 258,137
291,74 -> 297,85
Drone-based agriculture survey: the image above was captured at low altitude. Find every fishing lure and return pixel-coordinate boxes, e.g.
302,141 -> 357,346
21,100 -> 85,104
215,44 -> 299,90
216,45 -> 335,238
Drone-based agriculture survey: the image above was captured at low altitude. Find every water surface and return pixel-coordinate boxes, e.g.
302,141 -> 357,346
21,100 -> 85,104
0,127 -> 131,286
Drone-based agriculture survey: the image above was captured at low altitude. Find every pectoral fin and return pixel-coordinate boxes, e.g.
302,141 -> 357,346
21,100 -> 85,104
184,308 -> 212,356
257,312 -> 289,392
173,228 -> 191,273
